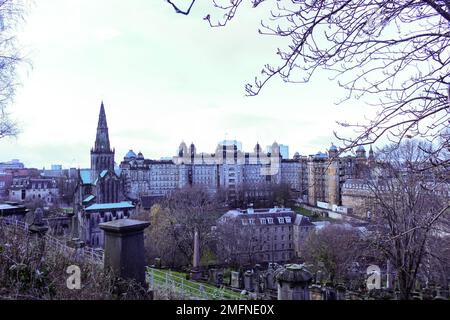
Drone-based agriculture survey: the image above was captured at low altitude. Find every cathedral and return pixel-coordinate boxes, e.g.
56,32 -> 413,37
74,102 -> 135,247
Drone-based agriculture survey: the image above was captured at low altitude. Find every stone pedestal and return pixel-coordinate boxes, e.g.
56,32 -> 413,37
99,219 -> 150,286
274,264 -> 313,300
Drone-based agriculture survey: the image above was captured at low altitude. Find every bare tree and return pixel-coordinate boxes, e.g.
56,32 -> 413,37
0,0 -> 28,139
300,224 -> 364,284
368,140 -> 449,299
214,216 -> 259,267
168,0 -> 450,166
136,186 -> 224,268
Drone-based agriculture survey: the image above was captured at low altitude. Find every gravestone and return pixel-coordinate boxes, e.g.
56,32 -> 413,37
244,270 -> 255,292
309,285 -> 323,300
231,271 -> 241,289
265,269 -> 277,291
208,268 -> 218,284
154,257 -> 161,269
29,208 -> 48,236
216,269 -> 224,287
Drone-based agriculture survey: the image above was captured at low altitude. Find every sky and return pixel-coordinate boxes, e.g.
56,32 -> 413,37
0,0 -> 375,169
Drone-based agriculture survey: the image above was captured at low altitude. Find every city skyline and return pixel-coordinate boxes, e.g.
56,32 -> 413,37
0,0 -> 379,169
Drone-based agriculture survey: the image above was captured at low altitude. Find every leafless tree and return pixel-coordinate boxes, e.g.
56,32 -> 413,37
300,224 -> 365,284
0,0 -> 28,139
168,0 -> 450,166
214,216 -> 260,267
136,186 -> 225,268
367,140 -> 449,299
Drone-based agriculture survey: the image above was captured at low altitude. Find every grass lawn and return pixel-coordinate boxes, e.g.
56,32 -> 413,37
147,268 -> 245,300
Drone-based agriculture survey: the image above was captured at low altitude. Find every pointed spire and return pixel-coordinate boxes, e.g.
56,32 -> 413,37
98,101 -> 108,129
94,101 -> 111,152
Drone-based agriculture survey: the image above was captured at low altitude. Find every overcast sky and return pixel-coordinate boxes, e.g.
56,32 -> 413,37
0,0 -> 375,169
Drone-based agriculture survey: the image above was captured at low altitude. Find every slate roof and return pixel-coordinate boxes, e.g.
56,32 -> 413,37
79,169 -> 92,184
85,201 -> 134,211
83,195 -> 95,203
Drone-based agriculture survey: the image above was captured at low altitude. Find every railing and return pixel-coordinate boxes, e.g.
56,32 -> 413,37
146,267 -> 246,300
0,217 -> 104,265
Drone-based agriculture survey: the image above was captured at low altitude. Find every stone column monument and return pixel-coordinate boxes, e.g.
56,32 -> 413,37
190,229 -> 201,281
99,219 -> 150,286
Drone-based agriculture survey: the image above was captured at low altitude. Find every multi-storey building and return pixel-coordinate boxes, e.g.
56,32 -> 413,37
217,207 -> 315,265
9,176 -> 59,205
120,141 -> 308,205
307,144 -> 374,207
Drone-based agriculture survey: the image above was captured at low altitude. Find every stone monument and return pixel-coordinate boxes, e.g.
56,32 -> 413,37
190,229 -> 201,280
274,264 -> 313,300
99,219 -> 150,286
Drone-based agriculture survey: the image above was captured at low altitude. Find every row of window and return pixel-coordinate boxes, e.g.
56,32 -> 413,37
241,216 -> 292,225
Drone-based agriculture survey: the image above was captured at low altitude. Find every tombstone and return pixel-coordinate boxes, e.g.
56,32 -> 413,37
216,269 -> 224,287
230,271 -> 241,289
323,286 -> 337,300
315,270 -> 324,284
66,237 -> 85,260
208,268 -> 218,284
29,208 -> 48,236
99,219 -> 150,287
336,284 -> 346,300
154,257 -> 162,269
385,259 -> 392,289
254,264 -> 262,294
309,284 -> 323,300
274,264 -> 313,300
265,269 -> 277,291
244,270 -> 255,292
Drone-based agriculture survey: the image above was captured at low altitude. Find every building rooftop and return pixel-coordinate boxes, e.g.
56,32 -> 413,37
79,169 -> 92,184
85,201 -> 134,211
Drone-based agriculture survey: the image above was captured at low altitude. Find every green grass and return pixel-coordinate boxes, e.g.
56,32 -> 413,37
147,268 -> 245,300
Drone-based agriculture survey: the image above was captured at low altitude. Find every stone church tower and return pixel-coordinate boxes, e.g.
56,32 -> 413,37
90,101 -> 115,180
74,101 -> 134,247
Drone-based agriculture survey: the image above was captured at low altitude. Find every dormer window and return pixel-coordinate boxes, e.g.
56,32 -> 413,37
285,217 -> 292,223
242,219 -> 248,226
267,218 -> 274,224
278,217 -> 285,224
248,218 -> 255,225
260,218 -> 267,224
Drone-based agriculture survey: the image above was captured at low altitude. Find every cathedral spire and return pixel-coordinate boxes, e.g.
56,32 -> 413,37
94,101 -> 111,152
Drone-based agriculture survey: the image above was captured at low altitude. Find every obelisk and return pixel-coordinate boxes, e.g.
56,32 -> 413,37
190,229 -> 201,281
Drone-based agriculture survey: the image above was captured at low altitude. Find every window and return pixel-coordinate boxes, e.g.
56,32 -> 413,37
285,217 -> 292,223
260,218 -> 267,224
241,219 -> 248,226
249,218 -> 255,225
278,217 -> 285,224
267,218 -> 274,224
